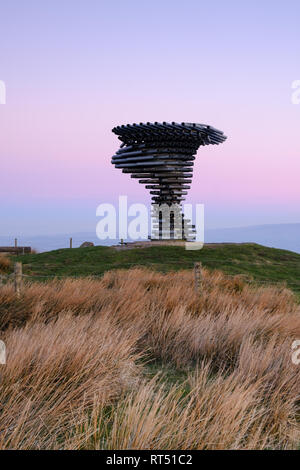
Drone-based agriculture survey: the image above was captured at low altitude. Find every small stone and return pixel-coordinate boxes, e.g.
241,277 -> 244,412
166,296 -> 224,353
80,241 -> 94,248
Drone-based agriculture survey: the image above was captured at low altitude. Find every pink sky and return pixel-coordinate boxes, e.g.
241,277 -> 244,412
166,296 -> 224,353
0,1 -> 299,235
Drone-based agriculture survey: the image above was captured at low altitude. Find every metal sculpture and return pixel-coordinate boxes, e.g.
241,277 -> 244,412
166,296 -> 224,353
111,122 -> 227,240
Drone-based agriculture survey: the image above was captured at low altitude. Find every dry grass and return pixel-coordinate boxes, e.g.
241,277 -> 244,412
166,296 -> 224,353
0,267 -> 299,449
0,254 -> 11,273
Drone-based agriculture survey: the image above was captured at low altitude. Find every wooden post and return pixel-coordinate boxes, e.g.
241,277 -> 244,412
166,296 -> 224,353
70,237 -> 73,249
14,262 -> 23,296
15,238 -> 17,248
194,262 -> 202,294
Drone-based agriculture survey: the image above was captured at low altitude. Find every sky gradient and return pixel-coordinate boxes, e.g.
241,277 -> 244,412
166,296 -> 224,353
0,0 -> 299,236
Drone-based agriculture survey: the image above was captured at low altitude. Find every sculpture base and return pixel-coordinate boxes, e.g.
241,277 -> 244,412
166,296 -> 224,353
112,240 -> 187,250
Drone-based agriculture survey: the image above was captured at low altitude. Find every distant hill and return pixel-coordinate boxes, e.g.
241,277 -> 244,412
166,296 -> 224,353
0,233 -> 114,253
205,223 -> 300,254
1,223 -> 300,254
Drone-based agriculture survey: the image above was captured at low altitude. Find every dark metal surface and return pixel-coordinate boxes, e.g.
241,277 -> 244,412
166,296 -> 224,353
111,121 -> 227,206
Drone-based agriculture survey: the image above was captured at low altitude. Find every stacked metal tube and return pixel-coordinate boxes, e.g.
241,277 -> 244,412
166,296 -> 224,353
111,121 -> 227,239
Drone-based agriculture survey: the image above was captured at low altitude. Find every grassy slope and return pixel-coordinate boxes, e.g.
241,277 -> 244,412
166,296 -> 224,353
4,246 -> 299,448
16,242 -> 300,295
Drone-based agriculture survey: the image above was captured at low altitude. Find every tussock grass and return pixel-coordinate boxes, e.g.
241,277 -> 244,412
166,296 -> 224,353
0,254 -> 11,273
0,268 -> 299,449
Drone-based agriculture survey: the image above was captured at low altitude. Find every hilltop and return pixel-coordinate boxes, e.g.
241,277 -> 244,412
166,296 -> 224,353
15,242 -> 300,296
1,243 -> 299,449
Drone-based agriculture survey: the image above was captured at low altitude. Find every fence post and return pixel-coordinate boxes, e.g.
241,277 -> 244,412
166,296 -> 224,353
14,262 -> 23,296
194,262 -> 202,294
15,238 -> 18,248
70,237 -> 73,249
